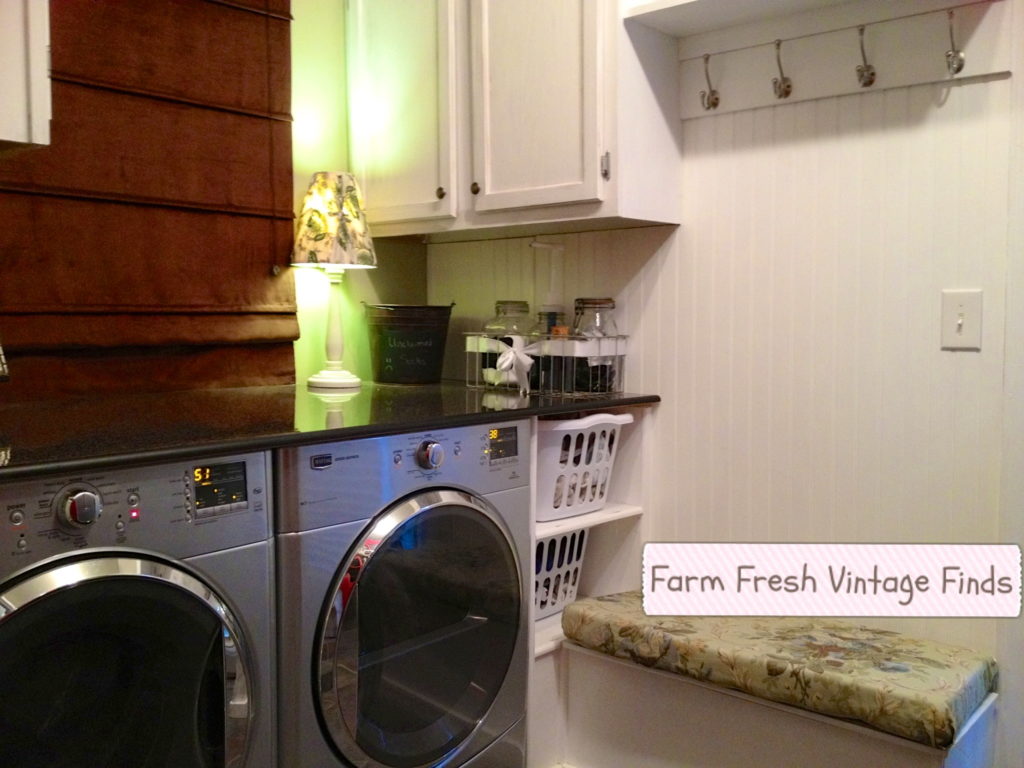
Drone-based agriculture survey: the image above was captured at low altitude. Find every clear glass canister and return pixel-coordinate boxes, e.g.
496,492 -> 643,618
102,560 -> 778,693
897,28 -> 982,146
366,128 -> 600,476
529,306 -> 566,336
483,300 -> 531,335
482,300 -> 530,388
529,306 -> 566,392
573,298 -> 617,337
572,298 -> 619,394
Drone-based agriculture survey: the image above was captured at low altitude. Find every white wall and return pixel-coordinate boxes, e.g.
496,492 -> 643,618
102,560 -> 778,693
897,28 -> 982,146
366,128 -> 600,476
429,64 -> 1020,762
659,77 -> 1009,652
997,0 -> 1024,763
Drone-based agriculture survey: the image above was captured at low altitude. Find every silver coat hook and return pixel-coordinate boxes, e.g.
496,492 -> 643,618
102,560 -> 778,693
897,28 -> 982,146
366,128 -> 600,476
772,39 -> 793,99
856,26 -> 876,87
946,9 -> 965,75
700,53 -> 720,111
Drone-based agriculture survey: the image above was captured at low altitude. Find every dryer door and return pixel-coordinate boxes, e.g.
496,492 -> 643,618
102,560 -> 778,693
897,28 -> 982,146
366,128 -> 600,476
0,554 -> 254,768
316,489 -> 522,768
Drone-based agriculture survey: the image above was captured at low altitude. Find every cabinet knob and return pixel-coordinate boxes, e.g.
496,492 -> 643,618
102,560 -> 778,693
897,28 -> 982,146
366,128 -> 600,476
470,182 -> 480,195
436,186 -> 446,200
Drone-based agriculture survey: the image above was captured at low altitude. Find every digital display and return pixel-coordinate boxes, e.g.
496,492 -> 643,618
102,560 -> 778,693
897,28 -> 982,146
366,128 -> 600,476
488,426 -> 518,461
193,462 -> 248,510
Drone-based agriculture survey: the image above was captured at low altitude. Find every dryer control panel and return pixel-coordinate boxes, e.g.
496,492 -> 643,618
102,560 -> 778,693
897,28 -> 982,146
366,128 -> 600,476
275,419 -> 531,533
0,451 -> 271,579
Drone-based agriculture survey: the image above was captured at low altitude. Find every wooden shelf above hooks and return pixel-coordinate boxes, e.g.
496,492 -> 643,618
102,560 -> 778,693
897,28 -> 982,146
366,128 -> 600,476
625,0 -> 854,38
636,0 -> 1012,120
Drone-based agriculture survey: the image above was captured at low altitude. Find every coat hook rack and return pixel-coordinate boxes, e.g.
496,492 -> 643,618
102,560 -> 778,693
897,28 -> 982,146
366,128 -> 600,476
946,9 -> 965,75
700,53 -> 720,110
856,25 -> 876,87
772,39 -> 793,99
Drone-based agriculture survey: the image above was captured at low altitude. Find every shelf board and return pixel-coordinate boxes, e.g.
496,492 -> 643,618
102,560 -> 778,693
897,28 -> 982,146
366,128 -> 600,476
535,503 -> 643,540
624,0 -> 857,37
534,613 -> 566,658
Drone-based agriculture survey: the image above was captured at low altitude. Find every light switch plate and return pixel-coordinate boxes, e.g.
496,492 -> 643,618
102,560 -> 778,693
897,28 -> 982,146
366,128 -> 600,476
941,289 -> 983,351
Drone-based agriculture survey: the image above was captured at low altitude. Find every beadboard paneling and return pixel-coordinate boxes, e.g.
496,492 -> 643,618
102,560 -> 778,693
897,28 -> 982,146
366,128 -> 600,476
428,75 -> 1009,653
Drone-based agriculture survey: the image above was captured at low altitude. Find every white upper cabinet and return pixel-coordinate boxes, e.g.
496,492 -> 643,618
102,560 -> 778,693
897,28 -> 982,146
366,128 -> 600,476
348,0 -> 682,240
346,0 -> 457,224
0,0 -> 51,147
469,0 -> 601,212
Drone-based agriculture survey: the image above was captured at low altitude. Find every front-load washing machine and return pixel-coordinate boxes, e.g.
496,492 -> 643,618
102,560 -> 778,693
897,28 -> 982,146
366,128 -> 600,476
0,451 -> 276,768
275,419 -> 530,768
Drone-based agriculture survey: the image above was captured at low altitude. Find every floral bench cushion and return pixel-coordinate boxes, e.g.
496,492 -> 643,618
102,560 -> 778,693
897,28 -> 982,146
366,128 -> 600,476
561,591 -> 997,748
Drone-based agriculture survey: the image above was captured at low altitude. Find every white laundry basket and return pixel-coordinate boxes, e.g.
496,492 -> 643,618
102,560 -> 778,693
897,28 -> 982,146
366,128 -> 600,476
534,527 -> 589,620
535,413 -> 633,523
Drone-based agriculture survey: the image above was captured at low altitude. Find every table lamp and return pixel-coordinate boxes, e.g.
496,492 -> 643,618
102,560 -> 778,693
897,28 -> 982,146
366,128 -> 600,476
292,171 -> 377,388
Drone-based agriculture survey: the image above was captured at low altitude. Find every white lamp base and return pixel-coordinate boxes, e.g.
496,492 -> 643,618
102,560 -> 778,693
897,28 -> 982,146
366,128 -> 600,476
307,269 -> 362,389
308,368 -> 362,388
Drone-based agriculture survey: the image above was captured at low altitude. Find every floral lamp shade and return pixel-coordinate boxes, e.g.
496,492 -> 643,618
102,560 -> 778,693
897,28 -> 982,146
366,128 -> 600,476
292,171 -> 377,270
291,171 -> 377,390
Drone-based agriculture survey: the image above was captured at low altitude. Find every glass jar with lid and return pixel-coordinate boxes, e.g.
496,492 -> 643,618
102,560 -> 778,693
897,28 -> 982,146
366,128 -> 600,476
481,300 -> 530,388
529,304 -> 566,336
571,298 -> 620,394
528,305 -> 566,392
572,298 -> 617,337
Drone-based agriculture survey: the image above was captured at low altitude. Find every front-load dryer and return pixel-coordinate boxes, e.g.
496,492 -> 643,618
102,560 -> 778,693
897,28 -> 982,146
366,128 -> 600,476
275,419 -> 530,768
0,452 -> 276,768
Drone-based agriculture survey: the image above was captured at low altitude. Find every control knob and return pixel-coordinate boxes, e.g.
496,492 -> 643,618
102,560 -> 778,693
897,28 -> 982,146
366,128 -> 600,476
415,441 -> 445,470
58,488 -> 103,526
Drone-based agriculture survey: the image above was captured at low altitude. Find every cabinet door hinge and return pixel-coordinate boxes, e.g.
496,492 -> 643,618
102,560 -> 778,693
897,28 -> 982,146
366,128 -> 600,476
600,151 -> 611,180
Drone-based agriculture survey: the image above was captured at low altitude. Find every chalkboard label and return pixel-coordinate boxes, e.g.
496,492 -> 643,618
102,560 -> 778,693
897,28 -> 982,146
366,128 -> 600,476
369,327 -> 446,384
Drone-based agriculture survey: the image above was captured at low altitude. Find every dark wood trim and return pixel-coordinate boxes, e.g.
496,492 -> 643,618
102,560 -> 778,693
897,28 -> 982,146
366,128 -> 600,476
2,313 -> 299,351
3,344 -> 296,400
49,73 -> 292,122
0,182 -> 295,220
203,0 -> 292,21
2,306 -> 299,317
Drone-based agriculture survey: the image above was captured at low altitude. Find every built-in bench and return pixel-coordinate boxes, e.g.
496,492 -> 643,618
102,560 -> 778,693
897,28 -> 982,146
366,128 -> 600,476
558,591 -> 998,768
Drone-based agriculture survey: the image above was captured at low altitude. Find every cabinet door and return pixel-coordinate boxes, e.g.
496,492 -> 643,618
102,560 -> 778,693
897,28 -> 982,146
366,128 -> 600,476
346,0 -> 456,224
470,0 -> 602,212
0,0 -> 50,146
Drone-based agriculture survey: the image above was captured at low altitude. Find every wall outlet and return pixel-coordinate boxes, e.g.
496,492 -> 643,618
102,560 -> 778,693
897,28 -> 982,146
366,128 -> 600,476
940,289 -> 983,351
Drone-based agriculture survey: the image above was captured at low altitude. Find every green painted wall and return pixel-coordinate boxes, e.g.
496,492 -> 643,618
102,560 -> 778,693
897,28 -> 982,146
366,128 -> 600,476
290,0 -> 428,418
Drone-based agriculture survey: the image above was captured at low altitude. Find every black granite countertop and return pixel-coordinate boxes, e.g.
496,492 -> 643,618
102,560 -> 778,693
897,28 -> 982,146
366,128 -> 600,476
0,382 -> 659,480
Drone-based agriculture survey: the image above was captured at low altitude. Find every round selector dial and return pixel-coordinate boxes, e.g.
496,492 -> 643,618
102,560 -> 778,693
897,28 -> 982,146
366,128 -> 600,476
415,441 -> 445,470
58,488 -> 103,526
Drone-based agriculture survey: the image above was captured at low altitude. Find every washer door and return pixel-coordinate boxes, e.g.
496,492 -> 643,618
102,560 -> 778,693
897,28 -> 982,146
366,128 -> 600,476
0,554 -> 253,768
316,489 -> 522,768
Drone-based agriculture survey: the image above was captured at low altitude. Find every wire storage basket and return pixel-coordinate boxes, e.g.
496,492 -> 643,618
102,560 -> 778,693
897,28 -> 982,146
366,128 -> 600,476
529,334 -> 627,396
536,413 -> 633,522
465,333 -> 627,396
465,333 -> 526,389
535,527 -> 589,620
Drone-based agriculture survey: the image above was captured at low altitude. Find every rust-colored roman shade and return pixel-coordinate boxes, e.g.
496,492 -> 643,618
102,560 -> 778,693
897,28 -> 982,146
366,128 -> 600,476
0,0 -> 297,400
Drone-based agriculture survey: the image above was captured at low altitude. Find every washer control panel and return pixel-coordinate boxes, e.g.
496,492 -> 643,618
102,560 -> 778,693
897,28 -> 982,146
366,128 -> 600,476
1,452 -> 270,578
275,419 -> 531,533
